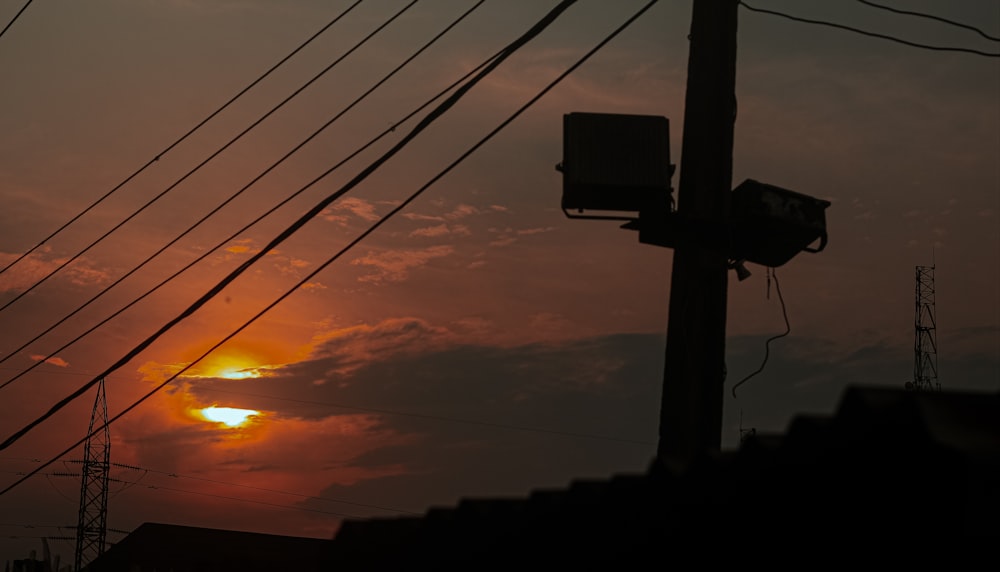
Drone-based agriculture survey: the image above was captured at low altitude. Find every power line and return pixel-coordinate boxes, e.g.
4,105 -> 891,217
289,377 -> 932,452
0,1 -> 415,318
739,1 -> 1000,58
856,0 -> 1000,42
0,0 -> 579,460
0,455 -> 44,463
0,522 -> 130,534
0,0 -> 363,279
0,0 -> 33,41
0,14 -> 503,395
0,0 -> 657,498
106,477 -> 369,519
10,458 -> 418,515
1,535 -> 76,541
16,459 -> 374,525
0,523 -> 129,535
0,470 -> 78,478
44,471 -> 78,505
0,366 -> 133,385
5,465 -> 393,535
0,0 -> 487,388
106,463 -> 420,516
0,524 -> 73,530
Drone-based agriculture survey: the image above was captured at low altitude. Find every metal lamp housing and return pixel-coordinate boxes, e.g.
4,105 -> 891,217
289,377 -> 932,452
729,179 -> 831,267
559,112 -> 673,214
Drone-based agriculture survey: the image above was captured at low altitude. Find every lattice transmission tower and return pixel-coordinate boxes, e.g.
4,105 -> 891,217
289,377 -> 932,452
74,377 -> 111,571
908,265 -> 939,391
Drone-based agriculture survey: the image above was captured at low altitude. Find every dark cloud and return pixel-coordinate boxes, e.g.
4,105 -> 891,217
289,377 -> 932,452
183,323 -> 999,518
192,329 -> 665,439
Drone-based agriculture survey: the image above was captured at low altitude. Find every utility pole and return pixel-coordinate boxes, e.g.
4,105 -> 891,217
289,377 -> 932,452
657,0 -> 739,463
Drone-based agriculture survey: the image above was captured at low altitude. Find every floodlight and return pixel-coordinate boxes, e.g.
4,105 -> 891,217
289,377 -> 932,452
729,179 -> 830,268
556,112 -> 831,269
558,112 -> 673,217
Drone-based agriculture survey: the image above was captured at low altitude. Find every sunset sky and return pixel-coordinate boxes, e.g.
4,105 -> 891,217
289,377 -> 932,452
1,0 -> 997,563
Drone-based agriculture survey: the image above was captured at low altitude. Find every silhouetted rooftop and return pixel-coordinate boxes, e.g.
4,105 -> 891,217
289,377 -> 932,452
323,385 -> 999,568
83,521 -> 329,572
87,385 -> 999,571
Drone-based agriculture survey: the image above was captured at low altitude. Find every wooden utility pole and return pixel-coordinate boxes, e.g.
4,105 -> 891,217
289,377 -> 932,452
657,0 -> 739,464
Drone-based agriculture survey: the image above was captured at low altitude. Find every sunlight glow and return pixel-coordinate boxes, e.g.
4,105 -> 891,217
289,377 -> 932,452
218,368 -> 260,380
200,406 -> 260,427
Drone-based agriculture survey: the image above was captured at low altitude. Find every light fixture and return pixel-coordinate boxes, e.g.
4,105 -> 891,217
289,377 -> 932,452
556,112 -> 831,270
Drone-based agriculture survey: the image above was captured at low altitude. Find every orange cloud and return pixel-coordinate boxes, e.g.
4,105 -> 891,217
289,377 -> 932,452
221,238 -> 259,256
409,224 -> 450,238
443,204 -> 479,219
0,249 -> 110,292
305,317 -> 454,378
138,336 -> 303,384
409,224 -> 471,238
322,197 -> 381,224
517,226 -> 556,236
486,226 -> 557,245
489,236 -> 516,247
66,263 -> 112,287
350,245 -> 454,283
29,354 -> 70,367
401,212 -> 445,222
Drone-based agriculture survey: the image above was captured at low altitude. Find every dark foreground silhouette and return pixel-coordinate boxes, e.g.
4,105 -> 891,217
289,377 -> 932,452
84,385 -> 999,571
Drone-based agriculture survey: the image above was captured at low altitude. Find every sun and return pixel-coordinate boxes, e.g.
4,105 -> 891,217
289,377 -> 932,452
217,367 -> 261,380
199,406 -> 260,427
176,347 -> 274,380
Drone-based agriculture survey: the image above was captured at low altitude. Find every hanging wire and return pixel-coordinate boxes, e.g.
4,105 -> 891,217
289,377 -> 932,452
739,1 -> 1000,58
0,0 -> 33,41
731,267 -> 790,398
856,0 -> 1000,42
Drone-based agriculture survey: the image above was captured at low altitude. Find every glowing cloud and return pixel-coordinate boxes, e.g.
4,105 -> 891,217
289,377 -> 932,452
30,354 -> 70,367
217,368 -> 262,380
199,406 -> 260,427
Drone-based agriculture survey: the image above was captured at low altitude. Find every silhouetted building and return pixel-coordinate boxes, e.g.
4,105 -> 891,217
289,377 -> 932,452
322,385 -> 999,568
7,558 -> 49,572
5,546 -> 65,572
82,522 -> 329,572
84,386 -> 999,570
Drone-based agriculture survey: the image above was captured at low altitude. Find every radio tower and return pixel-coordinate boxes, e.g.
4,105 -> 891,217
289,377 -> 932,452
908,265 -> 940,391
74,377 -> 111,571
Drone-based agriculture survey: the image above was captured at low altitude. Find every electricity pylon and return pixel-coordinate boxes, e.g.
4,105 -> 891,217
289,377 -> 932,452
74,377 -> 110,571
909,265 -> 939,391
